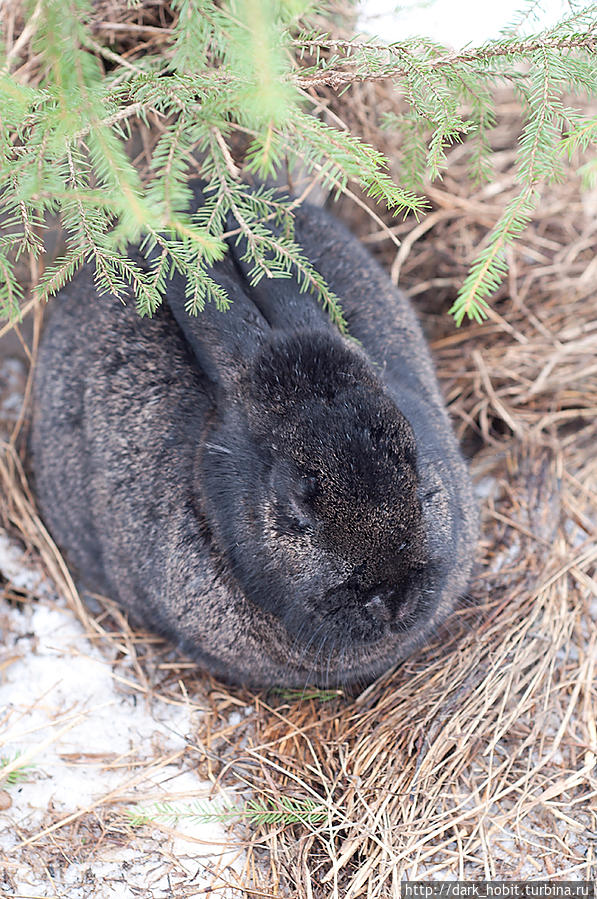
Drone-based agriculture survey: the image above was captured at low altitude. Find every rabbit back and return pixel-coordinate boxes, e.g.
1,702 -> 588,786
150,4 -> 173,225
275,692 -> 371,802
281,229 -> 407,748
32,271 -> 211,613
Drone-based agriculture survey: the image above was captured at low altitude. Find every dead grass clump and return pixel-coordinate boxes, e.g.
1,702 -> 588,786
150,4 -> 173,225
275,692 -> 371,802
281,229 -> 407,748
188,87 -> 597,891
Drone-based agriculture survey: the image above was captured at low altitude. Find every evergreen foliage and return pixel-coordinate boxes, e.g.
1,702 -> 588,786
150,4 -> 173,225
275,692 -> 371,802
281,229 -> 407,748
0,752 -> 35,786
0,0 -> 596,324
269,685 -> 343,701
128,795 -> 328,827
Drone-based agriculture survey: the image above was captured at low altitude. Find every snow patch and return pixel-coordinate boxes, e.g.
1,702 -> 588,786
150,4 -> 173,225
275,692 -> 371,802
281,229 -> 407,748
0,531 -> 246,898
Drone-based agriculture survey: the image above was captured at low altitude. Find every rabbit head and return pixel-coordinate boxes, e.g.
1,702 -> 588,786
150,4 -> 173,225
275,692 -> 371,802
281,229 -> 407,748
154,200 -> 477,684
186,325 -> 434,660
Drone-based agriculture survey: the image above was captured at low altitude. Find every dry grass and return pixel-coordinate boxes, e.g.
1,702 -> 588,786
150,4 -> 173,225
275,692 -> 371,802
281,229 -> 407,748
1,3 -> 597,896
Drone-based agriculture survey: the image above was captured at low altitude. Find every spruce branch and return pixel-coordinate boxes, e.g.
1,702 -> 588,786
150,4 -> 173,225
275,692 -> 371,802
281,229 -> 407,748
562,114 -> 597,155
0,251 -> 23,319
451,37 -> 582,323
0,0 -> 595,325
292,30 -> 597,90
35,249 -> 84,302
128,795 -> 328,828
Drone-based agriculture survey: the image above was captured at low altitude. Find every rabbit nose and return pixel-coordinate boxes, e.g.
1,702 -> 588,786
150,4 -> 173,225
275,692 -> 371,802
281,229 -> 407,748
364,589 -> 394,623
364,586 -> 417,623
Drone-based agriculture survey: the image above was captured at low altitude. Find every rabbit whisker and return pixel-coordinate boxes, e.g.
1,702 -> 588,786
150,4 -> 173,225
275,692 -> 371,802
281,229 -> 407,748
203,442 -> 233,455
292,620 -> 328,682
282,617 -> 313,683
302,627 -> 332,690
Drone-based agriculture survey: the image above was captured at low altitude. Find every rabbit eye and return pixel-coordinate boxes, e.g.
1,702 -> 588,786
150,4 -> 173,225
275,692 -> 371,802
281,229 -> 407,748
286,481 -> 319,533
289,510 -> 312,534
298,474 -> 320,504
274,500 -> 312,536
270,466 -> 318,536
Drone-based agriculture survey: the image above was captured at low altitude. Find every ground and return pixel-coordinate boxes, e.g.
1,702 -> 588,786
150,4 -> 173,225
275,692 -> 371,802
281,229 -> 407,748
0,358 -> 256,899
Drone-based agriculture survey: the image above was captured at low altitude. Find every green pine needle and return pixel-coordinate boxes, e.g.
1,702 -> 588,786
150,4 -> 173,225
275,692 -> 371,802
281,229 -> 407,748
0,753 -> 36,786
269,686 -> 343,702
128,795 -> 328,828
0,1 -> 595,324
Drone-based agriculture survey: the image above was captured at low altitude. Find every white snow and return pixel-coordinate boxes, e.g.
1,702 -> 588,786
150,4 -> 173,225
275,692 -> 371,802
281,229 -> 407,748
0,531 -> 247,898
0,346 -> 254,897
359,0 -> 573,50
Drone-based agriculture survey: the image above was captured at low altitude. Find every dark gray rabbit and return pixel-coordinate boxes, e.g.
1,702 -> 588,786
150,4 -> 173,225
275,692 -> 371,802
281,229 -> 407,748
30,182 -> 478,688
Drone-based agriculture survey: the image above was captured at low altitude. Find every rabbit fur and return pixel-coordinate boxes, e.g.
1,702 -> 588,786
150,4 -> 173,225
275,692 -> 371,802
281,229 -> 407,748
30,182 -> 478,688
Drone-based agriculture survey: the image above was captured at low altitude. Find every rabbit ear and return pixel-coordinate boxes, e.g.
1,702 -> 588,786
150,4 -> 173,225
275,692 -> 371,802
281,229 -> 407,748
164,254 -> 269,391
161,179 -> 271,389
286,202 -> 445,407
227,222 -> 335,335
